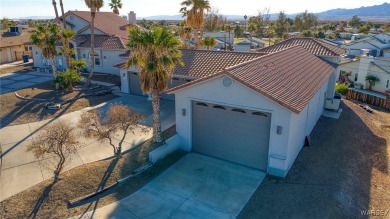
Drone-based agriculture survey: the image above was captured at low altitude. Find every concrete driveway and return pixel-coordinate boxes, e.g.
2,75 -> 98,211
79,153 -> 266,218
0,71 -> 52,94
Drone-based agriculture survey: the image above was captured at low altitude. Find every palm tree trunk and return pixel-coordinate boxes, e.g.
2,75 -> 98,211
193,28 -> 199,49
48,58 -> 58,78
86,12 -> 96,87
59,0 -> 66,29
151,86 -> 162,142
52,0 -> 59,22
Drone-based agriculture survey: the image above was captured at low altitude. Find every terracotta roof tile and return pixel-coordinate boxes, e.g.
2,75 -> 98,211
258,37 -> 346,57
168,46 -> 336,113
75,34 -> 125,50
113,49 -> 264,78
69,11 -> 130,39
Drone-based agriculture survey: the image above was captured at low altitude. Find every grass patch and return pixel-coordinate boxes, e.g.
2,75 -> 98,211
0,81 -> 118,127
0,126 -> 184,218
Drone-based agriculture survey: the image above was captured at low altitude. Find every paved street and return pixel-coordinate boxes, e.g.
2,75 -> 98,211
0,71 -> 53,94
0,94 -> 175,201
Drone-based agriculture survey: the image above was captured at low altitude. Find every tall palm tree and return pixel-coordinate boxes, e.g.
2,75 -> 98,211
109,0 -> 122,15
84,0 -> 104,87
52,0 -> 60,22
30,23 -> 60,78
126,27 -> 183,142
59,0 -> 66,28
201,36 -> 217,50
180,0 -> 210,49
224,25 -> 232,49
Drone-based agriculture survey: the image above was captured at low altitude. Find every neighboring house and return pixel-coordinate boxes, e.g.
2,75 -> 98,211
234,38 -> 265,52
114,49 -> 264,100
0,26 -> 33,64
341,33 -> 390,57
202,31 -> 234,46
32,11 -> 141,75
251,37 -> 266,48
339,32 -> 352,40
166,46 -> 337,177
338,51 -> 390,93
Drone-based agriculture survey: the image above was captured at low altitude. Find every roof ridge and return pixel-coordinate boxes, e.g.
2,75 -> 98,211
311,38 -> 339,56
179,48 -> 263,55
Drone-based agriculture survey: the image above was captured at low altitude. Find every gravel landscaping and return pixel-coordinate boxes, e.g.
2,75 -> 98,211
238,99 -> 390,218
0,126 -> 184,218
0,81 -> 118,127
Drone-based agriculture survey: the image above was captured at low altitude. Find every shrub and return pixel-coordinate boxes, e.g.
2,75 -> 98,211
335,82 -> 350,95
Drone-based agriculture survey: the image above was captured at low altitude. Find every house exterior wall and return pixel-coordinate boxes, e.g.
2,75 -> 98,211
384,49 -> 390,58
234,44 -> 251,52
368,65 -> 390,92
0,45 -> 30,64
174,75 -> 294,177
287,80 -> 328,175
76,48 -> 124,75
343,41 -> 380,57
65,14 -> 90,32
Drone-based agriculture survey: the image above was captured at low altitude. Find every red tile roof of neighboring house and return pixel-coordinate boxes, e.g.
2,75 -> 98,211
113,49 -> 265,78
257,37 -> 346,57
167,46 -> 336,113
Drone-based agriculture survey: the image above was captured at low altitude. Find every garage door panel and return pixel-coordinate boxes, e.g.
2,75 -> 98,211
192,101 -> 271,170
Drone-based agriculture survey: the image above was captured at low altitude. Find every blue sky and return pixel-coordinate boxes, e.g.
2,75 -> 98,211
0,0 -> 387,18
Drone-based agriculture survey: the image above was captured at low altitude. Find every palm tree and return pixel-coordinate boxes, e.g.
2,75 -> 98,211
84,0 -> 104,87
365,75 -> 380,90
52,0 -> 60,22
126,26 -> 183,142
180,0 -> 210,49
201,36 -> 217,50
59,0 -> 66,28
60,29 -> 76,69
30,23 -> 60,78
109,0 -> 122,15
224,25 -> 232,49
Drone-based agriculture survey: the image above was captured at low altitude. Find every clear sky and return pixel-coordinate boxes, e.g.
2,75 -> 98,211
0,0 -> 387,18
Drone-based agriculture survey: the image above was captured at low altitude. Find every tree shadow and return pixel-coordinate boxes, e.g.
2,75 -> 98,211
27,180 -> 56,219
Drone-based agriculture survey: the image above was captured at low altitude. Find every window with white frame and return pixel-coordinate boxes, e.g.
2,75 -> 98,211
387,80 -> 389,88
354,73 -> 358,82
94,57 -> 101,66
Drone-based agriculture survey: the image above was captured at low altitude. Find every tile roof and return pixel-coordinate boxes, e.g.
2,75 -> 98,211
168,46 -> 336,113
0,28 -> 33,48
75,34 -> 126,50
113,49 -> 264,78
258,37 -> 346,57
69,11 -> 130,39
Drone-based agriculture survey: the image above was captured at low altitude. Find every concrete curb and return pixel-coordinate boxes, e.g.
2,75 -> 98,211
149,134 -> 181,163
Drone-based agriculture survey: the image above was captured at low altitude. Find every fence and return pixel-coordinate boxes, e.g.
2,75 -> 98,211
346,88 -> 390,109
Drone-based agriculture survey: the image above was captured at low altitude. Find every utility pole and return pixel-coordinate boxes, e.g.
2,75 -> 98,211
244,15 -> 247,32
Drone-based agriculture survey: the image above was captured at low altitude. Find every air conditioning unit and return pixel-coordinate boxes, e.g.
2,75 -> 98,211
325,98 -> 341,111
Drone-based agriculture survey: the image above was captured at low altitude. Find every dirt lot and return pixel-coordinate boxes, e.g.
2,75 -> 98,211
0,126 -> 184,218
239,99 -> 390,218
0,81 -> 118,127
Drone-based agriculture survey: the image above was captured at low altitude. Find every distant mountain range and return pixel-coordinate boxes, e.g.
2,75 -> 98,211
140,3 -> 390,21
16,3 -> 390,22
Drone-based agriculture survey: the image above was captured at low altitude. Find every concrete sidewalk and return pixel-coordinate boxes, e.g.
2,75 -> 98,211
0,94 -> 175,201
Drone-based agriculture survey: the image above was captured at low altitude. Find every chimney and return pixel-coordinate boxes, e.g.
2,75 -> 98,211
128,11 -> 136,25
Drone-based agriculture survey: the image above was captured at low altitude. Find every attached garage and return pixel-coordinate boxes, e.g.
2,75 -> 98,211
192,101 -> 271,170
167,46 -> 337,177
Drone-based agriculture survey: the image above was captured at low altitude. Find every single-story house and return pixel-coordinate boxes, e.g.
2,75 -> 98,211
32,10 -> 142,75
341,33 -> 390,57
338,51 -> 390,93
166,46 -> 337,177
114,49 -> 264,100
0,26 -> 33,64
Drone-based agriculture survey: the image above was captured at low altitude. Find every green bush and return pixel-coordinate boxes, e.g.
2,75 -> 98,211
54,69 -> 82,92
335,82 -> 350,95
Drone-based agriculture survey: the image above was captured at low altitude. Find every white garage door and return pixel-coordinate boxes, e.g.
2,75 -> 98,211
192,101 -> 271,170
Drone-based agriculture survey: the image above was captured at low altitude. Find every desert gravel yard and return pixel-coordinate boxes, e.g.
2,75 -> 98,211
239,99 -> 390,218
